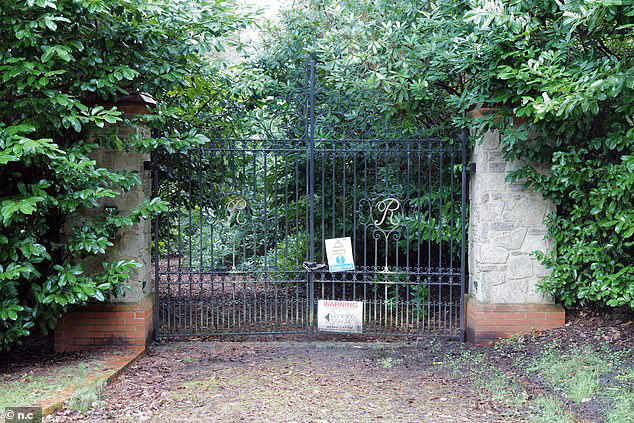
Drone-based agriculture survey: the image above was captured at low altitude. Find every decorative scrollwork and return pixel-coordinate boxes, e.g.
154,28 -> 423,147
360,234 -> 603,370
374,197 -> 401,227
358,195 -> 405,273
224,195 -> 248,226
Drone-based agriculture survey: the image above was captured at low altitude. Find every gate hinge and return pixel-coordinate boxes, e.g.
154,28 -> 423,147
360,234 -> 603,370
143,160 -> 153,171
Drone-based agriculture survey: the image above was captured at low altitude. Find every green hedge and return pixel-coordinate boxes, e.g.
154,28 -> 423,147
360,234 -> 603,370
0,0 -> 248,350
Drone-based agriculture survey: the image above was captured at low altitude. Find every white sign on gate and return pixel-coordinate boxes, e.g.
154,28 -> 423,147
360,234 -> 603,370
317,300 -> 363,333
324,237 -> 355,272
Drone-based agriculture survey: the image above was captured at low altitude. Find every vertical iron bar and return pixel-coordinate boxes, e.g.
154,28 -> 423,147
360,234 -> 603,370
353,150 -> 357,301
177,154 -> 182,334
188,152 -> 193,333
342,145 -> 346,300
427,139 -> 432,331
220,146 -> 226,333
273,152 -> 279,331
321,141 -> 326,301
363,142 -> 368,329
416,141 -> 422,333
293,138 -> 299,332
261,151 -> 271,332
198,148 -> 204,334
166,171 -> 171,335
207,144 -> 213,334
295,142 -> 300,331
285,143 -> 290,331
308,57 -> 316,339
152,150 -> 160,339
439,141 -> 443,334
331,137 -> 335,300
241,143 -> 247,333
263,150 -> 268,332
450,138 -> 455,335
460,128 -> 468,341
406,143 -> 411,334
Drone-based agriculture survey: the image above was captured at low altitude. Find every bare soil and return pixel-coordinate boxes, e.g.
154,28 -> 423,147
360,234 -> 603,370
5,306 -> 630,423
46,340 -> 503,422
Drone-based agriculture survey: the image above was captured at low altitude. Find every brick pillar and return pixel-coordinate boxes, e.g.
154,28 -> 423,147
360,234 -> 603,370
466,126 -> 564,342
55,94 -> 156,352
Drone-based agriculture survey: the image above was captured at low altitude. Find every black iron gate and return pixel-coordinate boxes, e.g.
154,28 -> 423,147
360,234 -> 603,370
153,60 -> 467,339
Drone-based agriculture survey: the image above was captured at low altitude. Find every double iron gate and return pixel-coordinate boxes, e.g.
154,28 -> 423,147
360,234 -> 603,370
153,60 -> 468,339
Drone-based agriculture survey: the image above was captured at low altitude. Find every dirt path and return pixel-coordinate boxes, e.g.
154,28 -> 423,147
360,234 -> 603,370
47,340 -> 506,422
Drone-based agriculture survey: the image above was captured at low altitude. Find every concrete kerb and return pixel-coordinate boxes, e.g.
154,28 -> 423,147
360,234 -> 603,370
38,348 -> 144,416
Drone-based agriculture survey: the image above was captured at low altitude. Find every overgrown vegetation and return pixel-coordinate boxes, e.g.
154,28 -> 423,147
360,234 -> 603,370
527,341 -> 633,422
528,342 -> 616,402
0,0 -> 249,349
69,379 -> 106,412
246,0 -> 633,308
445,349 -> 525,414
174,0 -> 469,288
2,0 -> 631,349
467,2 -> 634,309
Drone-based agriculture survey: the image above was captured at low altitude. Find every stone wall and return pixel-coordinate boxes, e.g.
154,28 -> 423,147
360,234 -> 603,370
469,130 -> 556,304
90,131 -> 152,303
466,129 -> 564,342
55,98 -> 155,352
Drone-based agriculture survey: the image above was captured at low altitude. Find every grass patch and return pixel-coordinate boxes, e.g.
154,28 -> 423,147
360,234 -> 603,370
528,343 -> 618,402
527,395 -> 573,423
608,391 -> 634,423
607,368 -> 634,423
0,360 -> 102,410
527,341 -> 633,422
68,380 -> 106,412
183,376 -> 219,391
369,343 -> 386,351
171,376 -> 220,402
443,350 -> 524,410
485,372 -> 524,408
378,357 -> 402,369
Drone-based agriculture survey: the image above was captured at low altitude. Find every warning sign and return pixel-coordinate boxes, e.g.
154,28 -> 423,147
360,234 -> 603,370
317,300 -> 363,333
324,237 -> 355,272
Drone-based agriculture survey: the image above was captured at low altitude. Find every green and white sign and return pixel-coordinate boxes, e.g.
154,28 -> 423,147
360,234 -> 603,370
324,237 -> 355,272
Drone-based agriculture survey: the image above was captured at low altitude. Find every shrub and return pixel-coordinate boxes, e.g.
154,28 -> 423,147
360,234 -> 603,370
461,1 -> 634,308
0,0 -> 248,349
256,231 -> 308,282
251,0 -> 633,308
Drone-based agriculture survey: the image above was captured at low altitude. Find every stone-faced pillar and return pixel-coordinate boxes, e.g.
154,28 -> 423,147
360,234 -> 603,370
466,127 -> 564,342
54,94 -> 156,352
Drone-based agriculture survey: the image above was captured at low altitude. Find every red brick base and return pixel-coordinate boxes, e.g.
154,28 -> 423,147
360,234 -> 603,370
465,295 -> 565,343
54,295 -> 154,353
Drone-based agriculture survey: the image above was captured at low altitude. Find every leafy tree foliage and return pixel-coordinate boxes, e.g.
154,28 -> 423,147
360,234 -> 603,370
229,1 -> 465,273
0,0 -> 248,349
459,1 -> 634,308
245,0 -> 633,308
